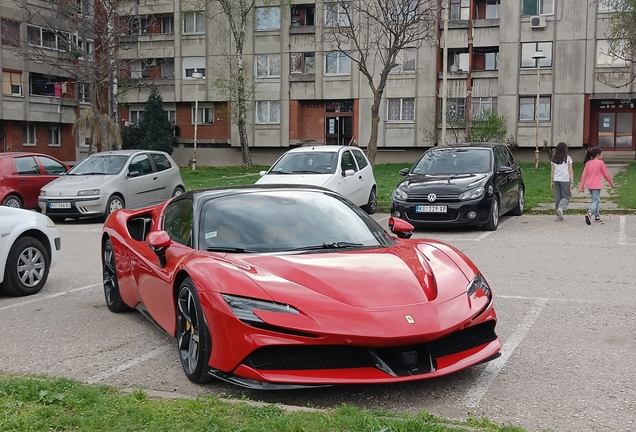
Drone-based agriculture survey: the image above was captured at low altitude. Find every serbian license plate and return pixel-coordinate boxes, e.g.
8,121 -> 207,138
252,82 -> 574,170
49,202 -> 71,209
416,205 -> 447,213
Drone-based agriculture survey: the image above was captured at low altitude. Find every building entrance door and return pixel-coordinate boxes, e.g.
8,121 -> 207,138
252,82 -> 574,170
325,116 -> 353,145
597,111 -> 634,150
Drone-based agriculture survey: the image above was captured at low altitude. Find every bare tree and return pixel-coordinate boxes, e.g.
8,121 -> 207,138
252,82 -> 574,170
73,105 -> 121,150
323,0 -> 438,167
11,0 -> 160,153
595,0 -> 636,87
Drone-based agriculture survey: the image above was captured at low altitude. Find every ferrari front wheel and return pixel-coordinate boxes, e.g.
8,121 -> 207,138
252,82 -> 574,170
102,238 -> 129,313
176,277 -> 213,383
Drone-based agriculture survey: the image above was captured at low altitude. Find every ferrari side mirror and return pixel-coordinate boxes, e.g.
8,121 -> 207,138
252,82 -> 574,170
147,230 -> 171,268
389,216 -> 414,239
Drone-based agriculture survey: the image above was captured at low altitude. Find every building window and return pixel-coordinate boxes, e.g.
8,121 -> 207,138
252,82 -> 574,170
256,54 -> 281,77
130,110 -> 144,124
161,59 -> 175,78
23,124 -> 36,146
191,105 -> 214,124
597,40 -> 627,68
325,51 -> 351,75
290,52 -> 315,74
521,42 -> 552,68
390,48 -> 416,74
162,15 -> 174,34
449,51 -> 469,72
485,0 -> 500,18
256,101 -> 281,124
291,5 -> 315,26
183,11 -> 205,34
485,52 -> 499,70
129,16 -> 148,35
27,25 -> 70,51
77,82 -> 90,103
76,0 -> 94,16
439,98 -> 467,123
450,0 -> 470,20
183,56 -> 206,78
1,19 -> 20,47
387,98 -> 415,122
2,70 -> 22,96
167,110 -> 176,124
130,60 -> 143,79
471,97 -> 498,121
519,96 -> 551,122
325,2 -> 350,27
74,36 -> 95,61
256,7 -> 281,30
522,0 -> 553,15
48,125 -> 61,147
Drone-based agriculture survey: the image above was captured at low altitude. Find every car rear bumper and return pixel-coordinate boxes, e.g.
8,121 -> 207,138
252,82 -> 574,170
39,196 -> 107,218
391,197 -> 493,227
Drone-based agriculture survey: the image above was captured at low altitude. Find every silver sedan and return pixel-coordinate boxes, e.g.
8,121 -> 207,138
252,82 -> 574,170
38,150 -> 185,222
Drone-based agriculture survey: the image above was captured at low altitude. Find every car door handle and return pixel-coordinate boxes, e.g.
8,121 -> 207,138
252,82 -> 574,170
19,178 -> 26,182
153,177 -> 158,181
358,175 -> 362,179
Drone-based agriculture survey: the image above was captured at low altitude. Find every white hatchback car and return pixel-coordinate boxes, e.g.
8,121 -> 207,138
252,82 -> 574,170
256,146 -> 377,214
0,207 -> 61,296
39,150 -> 185,222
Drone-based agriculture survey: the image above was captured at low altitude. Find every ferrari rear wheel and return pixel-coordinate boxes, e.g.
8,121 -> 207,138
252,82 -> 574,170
176,277 -> 213,383
102,238 -> 129,313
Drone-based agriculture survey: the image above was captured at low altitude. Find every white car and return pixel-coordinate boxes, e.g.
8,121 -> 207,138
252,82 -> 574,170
38,150 -> 185,222
0,207 -> 61,296
256,146 -> 377,214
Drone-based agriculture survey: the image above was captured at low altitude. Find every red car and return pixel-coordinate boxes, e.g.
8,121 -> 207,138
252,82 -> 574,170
102,185 -> 501,389
0,152 -> 70,209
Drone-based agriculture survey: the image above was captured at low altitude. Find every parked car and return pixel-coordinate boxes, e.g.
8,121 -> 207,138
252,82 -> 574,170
0,206 -> 61,296
391,143 -> 525,231
256,145 -> 377,214
102,185 -> 500,388
0,152 -> 70,209
38,150 -> 185,222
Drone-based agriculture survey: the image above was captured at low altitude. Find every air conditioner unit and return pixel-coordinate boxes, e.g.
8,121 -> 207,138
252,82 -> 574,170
145,58 -> 157,67
530,15 -> 546,29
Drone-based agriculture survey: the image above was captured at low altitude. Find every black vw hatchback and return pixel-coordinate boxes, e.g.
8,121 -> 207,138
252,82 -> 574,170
390,143 -> 525,230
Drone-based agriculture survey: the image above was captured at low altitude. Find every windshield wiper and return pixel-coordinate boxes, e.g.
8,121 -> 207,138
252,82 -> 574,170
292,170 -> 324,174
289,242 -> 364,251
206,246 -> 259,253
72,171 -> 108,176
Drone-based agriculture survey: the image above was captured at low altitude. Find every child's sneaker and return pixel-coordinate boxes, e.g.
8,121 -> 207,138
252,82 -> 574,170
585,213 -> 591,225
595,218 -> 603,223
556,208 -> 564,221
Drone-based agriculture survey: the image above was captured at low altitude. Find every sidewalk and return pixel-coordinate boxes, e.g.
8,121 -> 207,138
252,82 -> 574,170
532,163 -> 627,212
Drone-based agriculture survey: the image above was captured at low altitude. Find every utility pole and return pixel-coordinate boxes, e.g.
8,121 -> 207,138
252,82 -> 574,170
441,1 -> 449,146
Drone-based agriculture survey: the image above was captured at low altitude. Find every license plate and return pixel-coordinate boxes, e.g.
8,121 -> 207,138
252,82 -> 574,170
416,205 -> 447,213
49,202 -> 71,209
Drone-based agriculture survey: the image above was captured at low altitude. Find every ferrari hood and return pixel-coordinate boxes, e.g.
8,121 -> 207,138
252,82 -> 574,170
236,244 -> 468,309
43,174 -> 114,196
255,173 -> 332,187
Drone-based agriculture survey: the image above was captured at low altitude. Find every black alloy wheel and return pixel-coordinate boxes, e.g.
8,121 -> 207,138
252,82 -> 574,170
362,187 -> 377,214
176,277 -> 213,383
102,238 -> 129,312
483,196 -> 500,231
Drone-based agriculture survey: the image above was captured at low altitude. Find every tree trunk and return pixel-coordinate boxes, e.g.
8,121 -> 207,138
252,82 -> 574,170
235,46 -> 253,166
107,1 -> 118,150
366,92 -> 383,167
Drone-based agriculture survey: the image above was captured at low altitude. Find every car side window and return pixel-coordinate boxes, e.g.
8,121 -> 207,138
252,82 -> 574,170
341,150 -> 358,172
352,149 -> 368,170
163,199 -> 194,247
494,148 -> 507,171
502,146 -> 516,167
38,156 -> 67,175
150,153 -> 172,172
14,156 -> 40,175
128,154 -> 154,176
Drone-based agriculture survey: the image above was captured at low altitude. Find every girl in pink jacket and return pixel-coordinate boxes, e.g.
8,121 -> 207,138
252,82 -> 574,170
579,148 -> 614,225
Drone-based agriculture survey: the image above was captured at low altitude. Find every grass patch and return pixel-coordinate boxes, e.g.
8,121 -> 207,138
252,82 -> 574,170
518,162 -> 584,211
0,375 -> 526,432
612,162 -> 636,209
180,165 -> 268,190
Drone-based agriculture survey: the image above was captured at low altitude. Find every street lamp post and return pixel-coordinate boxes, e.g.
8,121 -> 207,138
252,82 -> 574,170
532,50 -> 546,170
441,2 -> 449,146
191,72 -> 203,170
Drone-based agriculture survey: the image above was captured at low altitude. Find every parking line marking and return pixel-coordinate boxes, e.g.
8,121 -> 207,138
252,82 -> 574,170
0,283 -> 101,311
474,218 -> 512,242
463,297 -> 548,408
619,216 -> 627,245
86,346 -> 172,384
498,294 -> 602,304
375,216 -> 390,222
67,228 -> 102,233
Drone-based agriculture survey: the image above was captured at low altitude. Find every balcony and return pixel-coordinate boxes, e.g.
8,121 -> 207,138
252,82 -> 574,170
290,5 -> 315,33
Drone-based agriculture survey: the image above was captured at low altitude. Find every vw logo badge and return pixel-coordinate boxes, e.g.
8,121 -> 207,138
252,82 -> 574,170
427,193 -> 436,202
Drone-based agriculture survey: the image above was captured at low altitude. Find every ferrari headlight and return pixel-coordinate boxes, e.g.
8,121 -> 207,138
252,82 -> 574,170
466,273 -> 491,298
459,187 -> 485,201
77,189 -> 100,196
393,186 -> 408,201
222,294 -> 299,324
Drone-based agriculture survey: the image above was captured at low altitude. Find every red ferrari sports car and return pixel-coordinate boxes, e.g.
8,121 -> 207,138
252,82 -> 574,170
102,185 -> 501,389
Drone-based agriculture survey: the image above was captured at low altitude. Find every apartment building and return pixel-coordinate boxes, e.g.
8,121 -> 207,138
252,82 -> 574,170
2,0 -> 632,165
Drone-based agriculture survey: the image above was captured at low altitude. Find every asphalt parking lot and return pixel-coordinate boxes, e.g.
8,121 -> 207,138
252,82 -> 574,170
1,213 -> 635,432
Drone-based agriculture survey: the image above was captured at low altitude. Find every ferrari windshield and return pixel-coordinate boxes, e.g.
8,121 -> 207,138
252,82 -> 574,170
268,152 -> 338,175
67,155 -> 129,175
412,148 -> 492,175
199,190 -> 393,253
